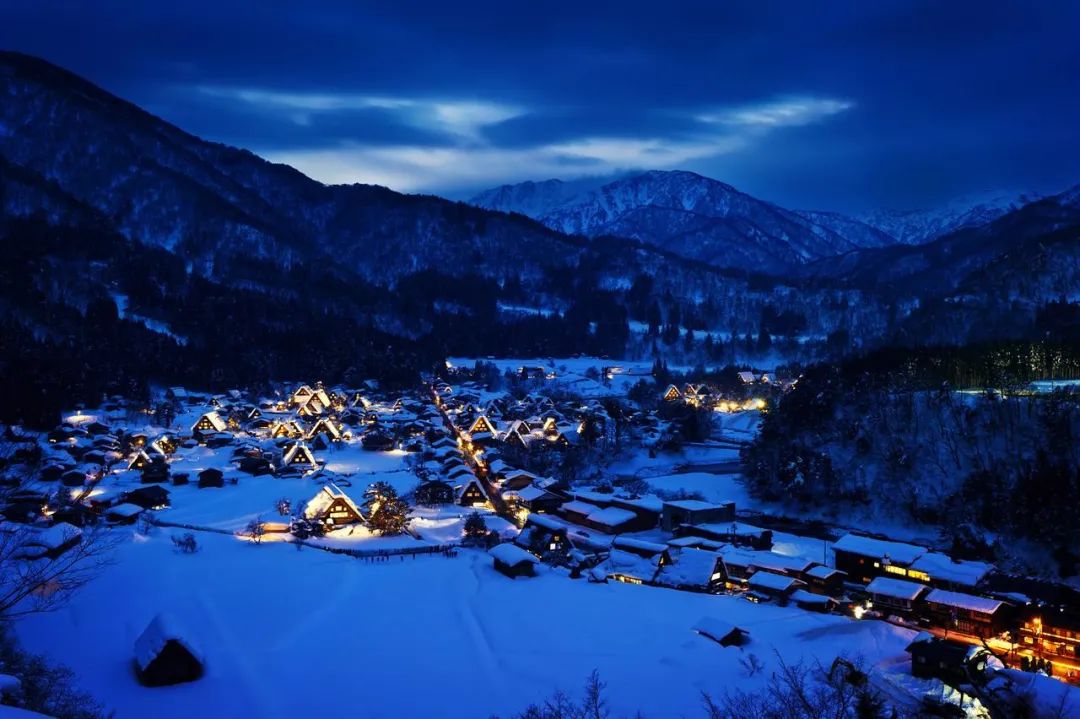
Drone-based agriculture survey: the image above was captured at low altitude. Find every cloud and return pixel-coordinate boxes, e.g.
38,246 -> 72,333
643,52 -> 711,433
195,85 -> 523,140
696,96 -> 854,128
198,84 -> 853,193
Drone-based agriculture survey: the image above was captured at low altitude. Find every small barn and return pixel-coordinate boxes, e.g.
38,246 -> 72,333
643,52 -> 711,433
661,500 -> 736,532
304,483 -> 363,527
236,455 -> 272,476
134,614 -> 204,687
197,468 -> 225,489
141,456 -> 170,484
693,616 -> 749,647
105,503 -> 145,525
490,542 -> 540,578
123,485 -> 171,510
906,633 -> 987,686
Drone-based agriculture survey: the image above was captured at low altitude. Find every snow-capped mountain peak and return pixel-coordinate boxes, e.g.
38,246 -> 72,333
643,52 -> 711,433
858,189 -> 1045,245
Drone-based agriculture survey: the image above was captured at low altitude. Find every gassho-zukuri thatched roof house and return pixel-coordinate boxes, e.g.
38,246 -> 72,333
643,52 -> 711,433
133,613 -> 204,687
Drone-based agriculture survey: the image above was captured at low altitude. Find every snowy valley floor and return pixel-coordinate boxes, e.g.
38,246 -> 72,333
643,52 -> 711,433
17,530 -> 915,719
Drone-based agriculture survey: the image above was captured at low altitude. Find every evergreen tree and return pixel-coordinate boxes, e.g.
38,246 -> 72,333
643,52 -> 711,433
463,511 -> 488,543
362,481 -> 410,535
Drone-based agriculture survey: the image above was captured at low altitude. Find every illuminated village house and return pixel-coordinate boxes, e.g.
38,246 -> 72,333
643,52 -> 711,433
304,483 -> 363,527
281,442 -> 319,473
458,477 -> 489,507
190,411 -> 227,438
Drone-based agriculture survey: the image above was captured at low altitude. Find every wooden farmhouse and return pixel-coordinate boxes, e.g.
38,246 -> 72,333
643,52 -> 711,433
304,483 -> 363,527
280,442 -> 319,474
458,477 -> 489,507
190,411 -> 227,438
269,420 -> 304,440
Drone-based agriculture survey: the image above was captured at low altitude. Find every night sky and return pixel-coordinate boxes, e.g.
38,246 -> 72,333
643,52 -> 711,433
3,1 -> 1079,211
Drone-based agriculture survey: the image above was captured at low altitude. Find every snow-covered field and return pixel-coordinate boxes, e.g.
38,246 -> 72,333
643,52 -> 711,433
17,532 -> 916,719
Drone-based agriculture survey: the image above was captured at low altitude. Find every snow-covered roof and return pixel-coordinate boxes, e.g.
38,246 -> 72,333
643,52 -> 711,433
925,588 -> 1006,615
603,549 -> 662,580
790,589 -> 835,606
614,495 -> 664,513
748,570 -> 804,593
304,482 -> 360,520
831,533 -> 926,565
489,543 -> 539,566
657,550 -> 721,588
282,442 -> 318,468
985,668 -> 1079,717
134,613 -> 203,671
515,485 -> 552,502
192,411 -> 227,433
106,503 -> 145,518
908,552 -> 992,588
525,513 -> 568,532
693,521 -> 770,538
719,547 -> 813,574
586,506 -> 637,527
664,499 -> 730,512
561,500 -> 599,516
612,536 -> 668,555
27,522 -> 82,551
866,576 -> 929,601
693,616 -> 746,643
805,564 -> 844,580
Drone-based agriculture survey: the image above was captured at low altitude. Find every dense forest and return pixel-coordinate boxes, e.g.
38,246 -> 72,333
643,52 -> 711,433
742,343 -> 1080,577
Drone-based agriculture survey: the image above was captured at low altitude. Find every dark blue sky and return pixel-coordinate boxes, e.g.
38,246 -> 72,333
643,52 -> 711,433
4,1 -> 1079,211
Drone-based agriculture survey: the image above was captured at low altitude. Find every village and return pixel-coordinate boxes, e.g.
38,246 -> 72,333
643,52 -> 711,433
1,357 -> 1078,718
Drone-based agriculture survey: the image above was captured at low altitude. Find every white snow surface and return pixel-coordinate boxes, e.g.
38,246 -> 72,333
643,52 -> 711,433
16,532 -> 917,718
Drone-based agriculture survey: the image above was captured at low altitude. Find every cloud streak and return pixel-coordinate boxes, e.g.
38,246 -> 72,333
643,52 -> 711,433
696,97 -> 855,128
196,86 -> 524,140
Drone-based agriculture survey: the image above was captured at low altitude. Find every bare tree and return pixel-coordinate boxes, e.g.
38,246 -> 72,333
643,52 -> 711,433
244,516 -> 266,545
0,526 -> 119,619
702,653 -> 897,719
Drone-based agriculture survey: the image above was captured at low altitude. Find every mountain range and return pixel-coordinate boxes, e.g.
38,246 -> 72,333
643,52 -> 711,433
470,173 -> 1056,273
1,49 -> 1078,403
